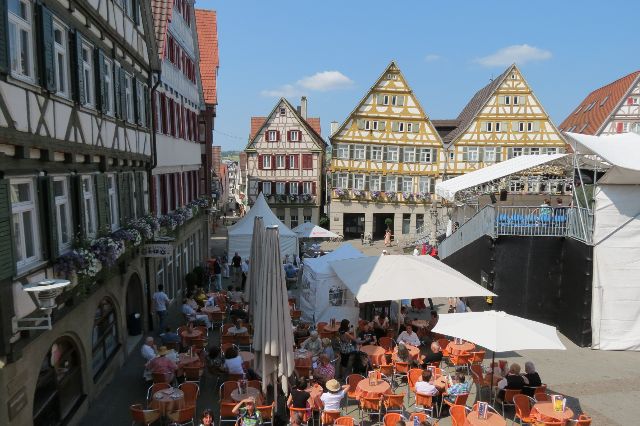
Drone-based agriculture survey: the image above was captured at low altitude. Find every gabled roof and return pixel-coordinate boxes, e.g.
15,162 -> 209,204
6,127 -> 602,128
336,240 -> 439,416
151,0 -> 174,60
558,71 -> 640,135
442,65 -> 513,146
247,98 -> 326,148
195,9 -> 218,105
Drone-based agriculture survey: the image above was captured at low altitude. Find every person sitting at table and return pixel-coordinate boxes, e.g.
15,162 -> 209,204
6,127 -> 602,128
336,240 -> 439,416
313,354 -> 335,386
427,310 -> 439,332
357,322 -> 377,346
421,342 -> 443,367
522,361 -> 542,396
395,343 -> 412,365
228,285 -> 244,304
195,288 -> 207,307
320,379 -> 349,411
148,346 -> 178,383
199,408 -> 214,426
496,362 -> 527,401
159,327 -> 181,347
227,318 -> 249,336
415,370 -> 440,405
290,413 -> 303,426
371,312 -> 389,341
141,336 -> 157,380
232,397 -> 262,426
287,377 -> 311,410
321,338 -> 335,361
397,324 -> 421,347
182,298 -> 212,329
222,346 -> 245,376
444,373 -> 470,404
186,293 -> 199,310
301,331 -> 323,358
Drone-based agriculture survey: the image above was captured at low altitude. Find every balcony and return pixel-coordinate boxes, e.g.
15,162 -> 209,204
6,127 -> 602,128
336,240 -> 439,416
332,188 -> 432,204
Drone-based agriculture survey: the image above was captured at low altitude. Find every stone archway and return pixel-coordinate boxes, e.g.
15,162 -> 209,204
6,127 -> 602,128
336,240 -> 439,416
125,273 -> 144,337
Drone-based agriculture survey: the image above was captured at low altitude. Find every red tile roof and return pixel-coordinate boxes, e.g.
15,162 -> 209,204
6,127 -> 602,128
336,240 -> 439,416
559,71 -> 640,135
250,117 -> 267,140
305,117 -> 322,135
151,0 -> 174,60
195,9 -> 219,105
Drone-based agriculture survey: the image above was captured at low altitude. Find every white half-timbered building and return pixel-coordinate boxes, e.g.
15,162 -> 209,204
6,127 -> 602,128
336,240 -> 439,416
245,97 -> 326,227
0,1 -> 157,424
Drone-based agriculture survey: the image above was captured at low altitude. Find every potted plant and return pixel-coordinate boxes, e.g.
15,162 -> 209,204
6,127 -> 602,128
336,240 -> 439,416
385,191 -> 396,201
384,217 -> 393,231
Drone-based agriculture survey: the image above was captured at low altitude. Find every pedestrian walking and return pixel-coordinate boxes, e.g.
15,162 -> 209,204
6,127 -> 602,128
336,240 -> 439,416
213,257 -> 222,291
221,252 -> 230,278
152,285 -> 171,331
241,258 -> 249,290
384,229 -> 392,247
232,252 -> 242,285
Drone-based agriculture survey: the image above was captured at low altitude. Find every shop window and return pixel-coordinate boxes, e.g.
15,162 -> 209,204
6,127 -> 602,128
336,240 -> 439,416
92,297 -> 120,380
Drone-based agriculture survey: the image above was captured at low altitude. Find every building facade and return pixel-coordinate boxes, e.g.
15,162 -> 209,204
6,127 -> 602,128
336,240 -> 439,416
442,64 -> 566,179
329,62 -> 442,240
559,70 -> 640,136
0,0 -> 157,424
245,97 -> 326,228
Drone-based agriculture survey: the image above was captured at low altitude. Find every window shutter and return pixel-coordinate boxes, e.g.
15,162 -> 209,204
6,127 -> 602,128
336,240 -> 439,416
479,148 -> 485,162
95,174 -> 109,231
285,182 -> 289,195
271,155 -> 276,170
257,181 -> 263,194
118,173 -> 128,223
412,123 -> 420,133
533,121 -> 541,132
376,94 -> 384,104
96,50 -> 107,111
276,130 -> 281,141
348,145 -> 354,160
34,177 -> 55,260
398,96 -> 405,106
496,148 -> 502,162
627,97 -> 633,105
135,171 -> 144,218
119,68 -> 127,120
348,173 -> 353,189
364,175 -> 369,191
398,147 -> 404,163
462,147 -> 469,161
132,0 -> 140,25
114,64 -> 122,118
382,146 -> 387,162
507,147 -> 514,159
144,86 -> 151,128
0,0 -> 9,74
357,119 -> 365,130
391,122 -> 399,132
70,175 -> 86,240
502,122 -> 509,133
36,4 -> 56,92
298,182 -> 303,195
379,121 -> 386,131
0,179 -> 17,279
616,122 -> 623,133
74,31 -> 86,104
480,122 -> 487,132
258,154 -> 263,170
511,121 -> 518,131
133,79 -> 140,124
285,155 -> 290,169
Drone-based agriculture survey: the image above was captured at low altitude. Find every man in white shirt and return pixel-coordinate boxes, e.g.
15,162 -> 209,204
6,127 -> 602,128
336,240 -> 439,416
152,285 -> 171,331
415,370 -> 439,396
141,336 -> 157,380
397,325 -> 421,347
241,259 -> 250,289
181,299 -> 212,329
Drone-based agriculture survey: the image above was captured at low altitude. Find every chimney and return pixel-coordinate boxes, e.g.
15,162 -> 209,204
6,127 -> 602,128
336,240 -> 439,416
330,121 -> 339,136
300,96 -> 308,120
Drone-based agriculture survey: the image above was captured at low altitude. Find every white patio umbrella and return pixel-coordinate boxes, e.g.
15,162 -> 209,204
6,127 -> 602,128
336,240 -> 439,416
432,311 -> 566,398
244,217 -> 264,316
291,222 -> 339,239
253,226 -> 295,405
330,255 -> 496,303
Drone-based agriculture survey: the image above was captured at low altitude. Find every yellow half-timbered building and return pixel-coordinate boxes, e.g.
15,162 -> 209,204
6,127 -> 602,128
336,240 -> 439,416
442,64 -> 566,177
329,61 -> 443,240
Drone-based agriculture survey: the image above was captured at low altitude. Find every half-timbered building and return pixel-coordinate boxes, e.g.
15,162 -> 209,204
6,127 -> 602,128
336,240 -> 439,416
328,61 -> 443,240
245,97 -> 326,228
559,70 -> 640,136
0,0 -> 157,424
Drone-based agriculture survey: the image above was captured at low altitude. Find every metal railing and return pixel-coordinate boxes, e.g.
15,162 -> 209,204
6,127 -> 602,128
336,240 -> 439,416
439,205 -> 497,258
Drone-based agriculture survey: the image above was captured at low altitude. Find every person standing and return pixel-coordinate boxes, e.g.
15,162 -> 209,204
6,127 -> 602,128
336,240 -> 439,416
232,252 -> 242,286
212,258 -> 222,291
384,229 -> 392,247
152,285 -> 171,331
241,258 -> 249,290
221,252 -> 230,278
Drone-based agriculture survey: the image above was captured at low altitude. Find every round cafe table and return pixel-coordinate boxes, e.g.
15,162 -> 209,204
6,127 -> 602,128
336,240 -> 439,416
306,384 -> 324,410
180,329 -> 203,340
360,345 -> 386,366
355,378 -> 391,399
201,306 -> 220,315
231,387 -> 261,402
151,388 -> 185,416
531,402 -> 574,422
393,344 -> 420,361
432,375 -> 448,392
323,324 -> 340,333
465,411 -> 507,426
447,341 -> 476,355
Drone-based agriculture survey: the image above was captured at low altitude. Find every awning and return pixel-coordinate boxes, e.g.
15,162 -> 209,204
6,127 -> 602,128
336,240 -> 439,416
565,132 -> 640,184
435,154 -> 568,201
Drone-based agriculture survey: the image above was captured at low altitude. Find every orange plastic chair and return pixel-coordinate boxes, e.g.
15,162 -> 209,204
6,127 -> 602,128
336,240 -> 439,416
195,325 -> 208,337
146,382 -> 170,402
152,371 -> 173,384
470,364 -> 492,400
378,363 -> 395,387
500,389 -> 522,417
167,405 -> 196,425
415,392 -> 434,417
221,334 -> 236,345
449,353 -> 472,374
211,311 -> 226,326
379,337 -> 394,354
534,392 -> 550,402
345,374 -> 365,410
236,334 -> 253,351
359,396 -> 382,424
220,381 -> 239,402
438,339 -> 451,357
575,414 -> 592,425
183,365 -> 203,383
393,361 -> 410,385
440,393 -> 469,418
219,401 -> 238,426
513,394 -> 537,424
334,416 -> 355,426
383,412 -> 404,426
383,393 -> 406,414
289,407 -> 312,424
407,368 -> 423,403
449,404 -> 470,426
321,409 -> 342,425
130,403 -> 161,425
179,381 -> 199,407
256,403 -> 275,426
538,422 -> 563,426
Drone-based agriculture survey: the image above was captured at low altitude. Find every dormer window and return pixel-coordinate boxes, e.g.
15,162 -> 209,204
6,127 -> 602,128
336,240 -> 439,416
280,107 -> 286,116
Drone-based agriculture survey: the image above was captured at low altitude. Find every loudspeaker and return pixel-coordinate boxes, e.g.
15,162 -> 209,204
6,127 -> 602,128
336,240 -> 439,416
489,193 -> 497,204
499,189 -> 508,201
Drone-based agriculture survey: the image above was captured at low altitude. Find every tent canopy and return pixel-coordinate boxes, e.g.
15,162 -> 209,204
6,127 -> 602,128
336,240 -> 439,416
565,132 -> 640,184
227,193 -> 298,260
435,153 -> 568,201
304,243 -> 365,275
330,255 -> 495,303
292,222 -> 339,239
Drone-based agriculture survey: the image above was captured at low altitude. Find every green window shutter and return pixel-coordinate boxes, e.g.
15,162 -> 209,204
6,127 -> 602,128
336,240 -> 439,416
348,174 -> 353,189
379,121 -> 386,131
357,119 -> 365,130
0,179 -> 16,280
133,78 -> 140,124
118,173 -> 127,224
348,145 -> 354,160
398,147 -> 404,163
114,63 -> 122,118
364,175 -> 369,191
382,146 -> 387,162
480,122 -> 487,132
398,96 -> 405,106
36,4 -> 56,92
96,49 -> 106,112
135,171 -> 144,218
70,175 -> 86,240
502,122 -> 509,133
391,122 -> 399,132
39,177 -> 59,259
533,121 -> 541,131
412,123 -> 420,133
496,147 -> 503,162
144,87 -> 150,128
95,174 -> 109,232
511,121 -> 518,131
74,31 -> 86,104
127,173 -> 135,218
0,0 -> 9,74
119,69 -> 127,120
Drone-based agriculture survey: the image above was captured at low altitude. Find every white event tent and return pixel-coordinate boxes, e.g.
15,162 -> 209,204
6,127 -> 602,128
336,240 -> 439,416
227,193 -> 298,261
299,243 -> 364,326
566,132 -> 640,350
292,222 -> 339,239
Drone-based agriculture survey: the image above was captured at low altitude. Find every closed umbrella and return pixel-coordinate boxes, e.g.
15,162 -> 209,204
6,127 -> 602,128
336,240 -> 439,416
244,216 -> 264,315
432,310 -> 566,398
253,225 -> 295,405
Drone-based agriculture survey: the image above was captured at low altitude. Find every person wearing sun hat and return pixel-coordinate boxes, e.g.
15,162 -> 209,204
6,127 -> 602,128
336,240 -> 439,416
147,345 -> 178,383
319,379 -> 349,410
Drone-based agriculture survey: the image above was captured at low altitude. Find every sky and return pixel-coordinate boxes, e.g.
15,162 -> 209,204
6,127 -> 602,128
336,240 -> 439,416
196,0 -> 640,151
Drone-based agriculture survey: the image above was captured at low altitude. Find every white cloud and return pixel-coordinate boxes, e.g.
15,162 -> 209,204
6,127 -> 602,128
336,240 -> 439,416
424,54 -> 441,62
475,44 -> 552,67
261,70 -> 353,97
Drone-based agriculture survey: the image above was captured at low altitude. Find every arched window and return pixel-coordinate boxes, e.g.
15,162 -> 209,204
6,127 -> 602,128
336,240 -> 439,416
33,338 -> 84,425
92,297 -> 119,380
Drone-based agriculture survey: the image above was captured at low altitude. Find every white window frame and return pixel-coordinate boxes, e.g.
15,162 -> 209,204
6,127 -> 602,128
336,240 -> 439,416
364,120 -> 371,131
275,182 -> 285,195
511,147 -> 523,158
371,146 -> 383,161
353,174 -> 365,190
52,176 -> 72,252
369,175 -> 381,191
419,148 -> 433,163
467,147 -> 480,162
385,176 -> 397,192
544,147 -> 558,155
630,122 -> 640,134
11,177 -> 40,269
513,96 -> 520,105
353,145 -> 365,160
52,19 -> 69,97
382,95 -> 389,105
495,122 -> 501,132
337,144 -> 349,160
303,215 -> 312,223
262,181 -> 272,195
136,80 -> 146,125
106,174 -> 119,230
398,122 -> 405,132
268,130 -> 278,142
529,147 -> 540,155
288,154 -> 298,169
290,130 -> 300,142
518,122 -> 525,132
124,72 -> 133,121
391,95 -> 398,106
403,147 -> 416,163
372,121 -> 379,131
406,123 -> 413,133
302,182 -> 312,194
401,177 -> 413,193
263,155 -> 272,169
336,173 -> 348,189
289,182 -> 299,195
81,40 -> 95,107
419,177 -> 433,194
279,107 -> 286,116
486,122 -> 493,132
483,147 -> 496,163
8,0 -> 34,81
102,57 -> 114,115
504,95 -> 510,105
527,122 -> 533,132
276,155 -> 286,169
82,175 -> 97,238
387,147 -> 399,162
